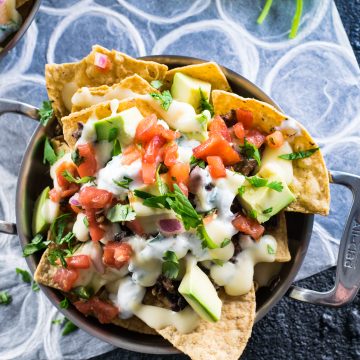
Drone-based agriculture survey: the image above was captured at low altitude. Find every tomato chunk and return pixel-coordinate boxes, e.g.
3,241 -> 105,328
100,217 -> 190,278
56,162 -> 79,188
169,163 -> 190,186
209,115 -> 231,142
66,255 -> 91,269
193,134 -> 241,166
142,161 -> 157,185
233,122 -> 245,141
85,208 -> 105,242
245,129 -> 266,148
232,213 -> 265,240
53,267 -> 78,292
160,127 -> 180,141
79,187 -> 112,209
49,188 -> 61,202
122,144 -> 143,165
126,219 -> 145,236
266,130 -> 284,149
164,143 -> 178,167
207,156 -> 226,178
143,135 -> 166,163
77,143 -> 97,177
236,108 -> 253,128
74,297 -> 119,324
135,114 -> 158,143
103,241 -> 132,269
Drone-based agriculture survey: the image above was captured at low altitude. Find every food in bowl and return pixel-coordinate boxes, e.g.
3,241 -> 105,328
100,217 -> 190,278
28,45 -> 330,359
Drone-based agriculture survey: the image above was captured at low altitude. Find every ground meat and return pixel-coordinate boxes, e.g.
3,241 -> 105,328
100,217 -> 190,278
221,109 -> 237,127
72,122 -> 84,140
151,275 -> 187,312
233,158 -> 258,176
230,197 -> 242,214
188,166 -> 204,194
114,228 -> 131,241
230,234 -> 242,263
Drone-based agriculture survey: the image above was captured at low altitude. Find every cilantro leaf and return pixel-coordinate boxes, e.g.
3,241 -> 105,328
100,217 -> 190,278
113,177 -> 133,189
278,148 -> 319,160
72,286 -> 92,300
143,194 -> 171,209
62,170 -> 95,184
267,244 -> 275,255
52,319 -> 63,325
156,166 -> 169,195
246,176 -> 283,192
60,298 -> 69,309
133,190 -> 154,200
238,186 -> 246,196
197,224 -> 218,249
112,139 -> 122,156
241,139 -> 261,166
267,181 -> 283,192
16,268 -> 32,283
150,80 -> 163,89
190,155 -> 206,169
48,249 -> 67,268
0,291 -> 12,305
220,238 -> 231,248
150,90 -> 173,111
23,234 -> 50,257
199,88 -> 214,116
248,209 -> 257,219
71,149 -> 84,166
162,251 -> 179,279
62,319 -> 78,336
106,204 -> 136,222
83,216 -> 89,227
263,207 -> 273,214
38,100 -> 54,126
43,138 -> 58,165
32,282 -> 40,292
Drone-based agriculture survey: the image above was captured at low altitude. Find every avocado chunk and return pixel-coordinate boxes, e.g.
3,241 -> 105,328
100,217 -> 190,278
32,186 -> 50,235
94,107 -> 143,146
239,175 -> 295,223
258,141 -> 293,185
179,260 -> 222,322
171,73 -> 211,112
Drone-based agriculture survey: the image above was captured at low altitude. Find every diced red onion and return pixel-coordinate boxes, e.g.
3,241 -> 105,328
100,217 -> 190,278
94,52 -> 109,69
158,219 -> 184,235
69,193 -> 80,206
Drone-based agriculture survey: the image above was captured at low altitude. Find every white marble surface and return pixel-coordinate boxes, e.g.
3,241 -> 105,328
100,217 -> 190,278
0,1 -> 359,359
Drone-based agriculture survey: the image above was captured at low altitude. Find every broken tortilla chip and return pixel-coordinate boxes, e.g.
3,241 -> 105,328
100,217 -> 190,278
71,74 -> 157,113
157,288 -> 256,360
212,90 -> 330,216
164,62 -> 231,92
62,98 -> 162,149
46,45 -> 168,120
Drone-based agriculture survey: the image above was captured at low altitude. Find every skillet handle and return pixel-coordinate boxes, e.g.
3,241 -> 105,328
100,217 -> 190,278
288,170 -> 360,307
0,98 -> 41,235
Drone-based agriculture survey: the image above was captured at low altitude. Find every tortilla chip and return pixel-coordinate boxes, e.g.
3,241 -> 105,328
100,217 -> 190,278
46,45 -> 168,120
164,62 -> 231,92
157,288 -> 255,360
16,0 -> 29,7
62,98 -> 162,149
267,212 -> 291,262
212,90 -> 330,216
71,74 -> 157,113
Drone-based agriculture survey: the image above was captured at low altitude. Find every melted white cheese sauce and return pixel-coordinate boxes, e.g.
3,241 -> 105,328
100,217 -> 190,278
41,199 -> 59,224
72,213 -> 89,242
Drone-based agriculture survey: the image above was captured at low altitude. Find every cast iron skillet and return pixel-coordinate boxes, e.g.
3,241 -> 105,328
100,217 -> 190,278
0,0 -> 41,61
0,56 -> 359,354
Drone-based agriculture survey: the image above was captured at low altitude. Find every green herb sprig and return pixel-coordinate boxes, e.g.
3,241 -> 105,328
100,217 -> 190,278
38,100 -> 54,126
278,148 -> 319,160
150,90 -> 173,111
162,251 -> 179,279
199,88 -> 214,116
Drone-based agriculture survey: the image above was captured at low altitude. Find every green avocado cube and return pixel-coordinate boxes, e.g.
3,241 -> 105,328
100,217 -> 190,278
171,73 -> 211,112
32,186 -> 50,235
94,107 -> 143,146
179,262 -> 222,322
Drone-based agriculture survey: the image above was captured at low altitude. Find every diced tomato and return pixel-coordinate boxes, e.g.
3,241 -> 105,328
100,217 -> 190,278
160,128 -> 180,141
142,161 -> 157,184
207,156 -> 226,178
232,213 -> 265,241
164,143 -> 178,167
126,219 -> 145,236
209,115 -> 231,142
266,130 -> 284,149
74,297 -> 119,324
66,255 -> 91,269
77,143 -> 97,177
85,208 -> 105,242
60,184 -> 79,198
203,212 -> 216,225
233,122 -> 245,141
53,267 -> 78,292
135,114 -> 158,143
70,204 -> 82,214
236,108 -> 253,128
122,144 -> 143,165
49,188 -> 61,202
103,241 -> 132,269
193,134 -> 241,166
79,187 -> 112,209
169,163 -> 190,186
245,129 -> 266,148
143,135 -> 166,163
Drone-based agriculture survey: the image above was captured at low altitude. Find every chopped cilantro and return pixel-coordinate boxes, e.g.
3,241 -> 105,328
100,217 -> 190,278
150,80 -> 163,89
263,207 -> 273,214
150,90 -> 173,111
238,186 -> 246,196
62,170 -> 95,184
71,148 -> 84,166
113,177 -> 133,189
267,181 -> 283,192
23,234 -> 50,257
38,100 -> 54,126
83,216 -> 89,227
60,298 -> 69,309
32,282 -> 40,292
199,88 -> 214,116
52,319 -> 63,325
43,138 -> 58,165
278,148 -> 319,160
72,286 -> 92,300
220,238 -> 231,248
246,176 -> 283,192
248,209 -> 257,219
16,268 -> 32,283
106,204 -> 136,222
267,244 -> 275,255
48,249 -> 67,268
62,319 -> 78,336
0,291 -> 12,305
241,139 -> 261,166
162,251 -> 179,279
189,155 -> 206,169
156,166 -> 169,195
